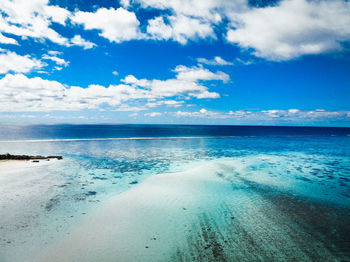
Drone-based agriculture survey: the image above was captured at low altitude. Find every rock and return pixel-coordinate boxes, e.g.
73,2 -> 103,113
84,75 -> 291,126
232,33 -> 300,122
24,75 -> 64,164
0,153 -> 63,160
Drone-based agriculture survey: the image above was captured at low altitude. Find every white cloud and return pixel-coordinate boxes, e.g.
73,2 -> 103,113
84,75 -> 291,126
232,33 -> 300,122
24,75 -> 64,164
164,100 -> 184,107
37,70 -> 49,74
123,0 -> 246,45
0,0 -> 347,62
114,105 -> 147,111
0,50 -> 44,74
0,33 -> 18,45
146,16 -> 172,40
130,0 -> 247,22
153,79 -> 219,98
146,100 -> 184,108
0,0 -> 70,46
0,113 -> 37,119
72,7 -> 142,43
226,0 -> 350,61
129,112 -> 138,117
235,58 -> 254,65
70,35 -> 96,49
175,108 -> 227,118
0,74 -> 151,111
0,74 -> 67,111
0,63 -> 226,112
122,75 -> 139,84
174,108 -> 350,122
147,15 -> 215,44
120,0 -> 131,8
174,65 -> 229,82
122,76 -> 220,99
42,54 -> 69,67
144,112 -> 162,117
121,65 -> 228,99
128,0 -> 350,60
48,50 -> 62,56
112,70 -> 119,76
43,4 -> 70,25
197,56 -> 233,66
288,109 -> 300,114
1,72 -> 348,125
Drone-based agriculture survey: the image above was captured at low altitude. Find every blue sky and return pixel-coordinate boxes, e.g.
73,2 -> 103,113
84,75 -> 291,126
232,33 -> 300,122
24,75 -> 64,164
0,0 -> 349,126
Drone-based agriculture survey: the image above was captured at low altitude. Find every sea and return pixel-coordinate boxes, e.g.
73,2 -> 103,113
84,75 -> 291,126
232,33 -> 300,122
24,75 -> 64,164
0,124 -> 349,261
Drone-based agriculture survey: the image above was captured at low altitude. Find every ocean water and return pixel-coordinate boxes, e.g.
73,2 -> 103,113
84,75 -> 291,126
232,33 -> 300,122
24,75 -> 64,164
0,124 -> 349,261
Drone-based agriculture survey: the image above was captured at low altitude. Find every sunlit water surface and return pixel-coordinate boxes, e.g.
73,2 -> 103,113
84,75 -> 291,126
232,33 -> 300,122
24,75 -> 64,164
0,125 -> 349,261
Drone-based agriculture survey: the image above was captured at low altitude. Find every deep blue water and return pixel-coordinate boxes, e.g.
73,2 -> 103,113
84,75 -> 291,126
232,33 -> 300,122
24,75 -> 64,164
0,124 -> 349,140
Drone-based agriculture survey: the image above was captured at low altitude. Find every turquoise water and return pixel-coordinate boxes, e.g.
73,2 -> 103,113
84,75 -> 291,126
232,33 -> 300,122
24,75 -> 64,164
0,125 -> 349,261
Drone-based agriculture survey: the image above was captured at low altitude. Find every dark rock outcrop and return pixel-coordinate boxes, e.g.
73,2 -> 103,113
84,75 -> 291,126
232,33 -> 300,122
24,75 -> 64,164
0,153 -> 62,160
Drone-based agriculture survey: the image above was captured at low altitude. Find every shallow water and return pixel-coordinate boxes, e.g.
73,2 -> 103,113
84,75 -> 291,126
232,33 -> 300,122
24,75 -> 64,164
0,125 -> 349,261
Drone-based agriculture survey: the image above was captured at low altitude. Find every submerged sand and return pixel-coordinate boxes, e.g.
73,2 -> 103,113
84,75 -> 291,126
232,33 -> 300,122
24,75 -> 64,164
34,162 -> 349,262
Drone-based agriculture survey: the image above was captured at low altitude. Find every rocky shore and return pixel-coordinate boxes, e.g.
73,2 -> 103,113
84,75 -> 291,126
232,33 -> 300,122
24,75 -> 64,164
0,154 -> 62,160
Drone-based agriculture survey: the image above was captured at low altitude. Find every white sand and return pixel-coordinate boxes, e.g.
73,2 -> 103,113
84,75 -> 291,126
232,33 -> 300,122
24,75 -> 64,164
34,163 -> 235,262
31,161 -> 337,262
0,159 -> 56,175
0,159 -> 66,262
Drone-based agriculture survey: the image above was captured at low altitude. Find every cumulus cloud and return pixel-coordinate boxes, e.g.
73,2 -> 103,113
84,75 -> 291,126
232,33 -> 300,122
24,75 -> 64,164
1,72 -> 347,124
0,64 -> 225,112
42,54 -> 69,67
122,65 -> 228,99
147,15 -> 215,44
131,0 -> 350,60
174,65 -> 229,82
0,74 -> 150,111
146,100 -> 184,108
121,77 -> 220,99
150,79 -> 220,99
0,33 -> 18,45
197,56 -> 233,66
173,108 -> 350,122
1,0 -> 348,61
70,35 -> 96,49
114,106 -> 147,111
128,0 -> 247,22
0,0 -> 70,45
0,50 -> 44,74
174,108 -> 227,118
48,50 -> 62,56
144,112 -> 162,117
123,0 -> 242,44
226,0 -> 350,61
72,7 -> 142,43
0,74 -> 68,111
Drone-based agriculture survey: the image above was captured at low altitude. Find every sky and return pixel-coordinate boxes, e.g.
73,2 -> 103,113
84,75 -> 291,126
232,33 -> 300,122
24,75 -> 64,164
0,0 -> 349,126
